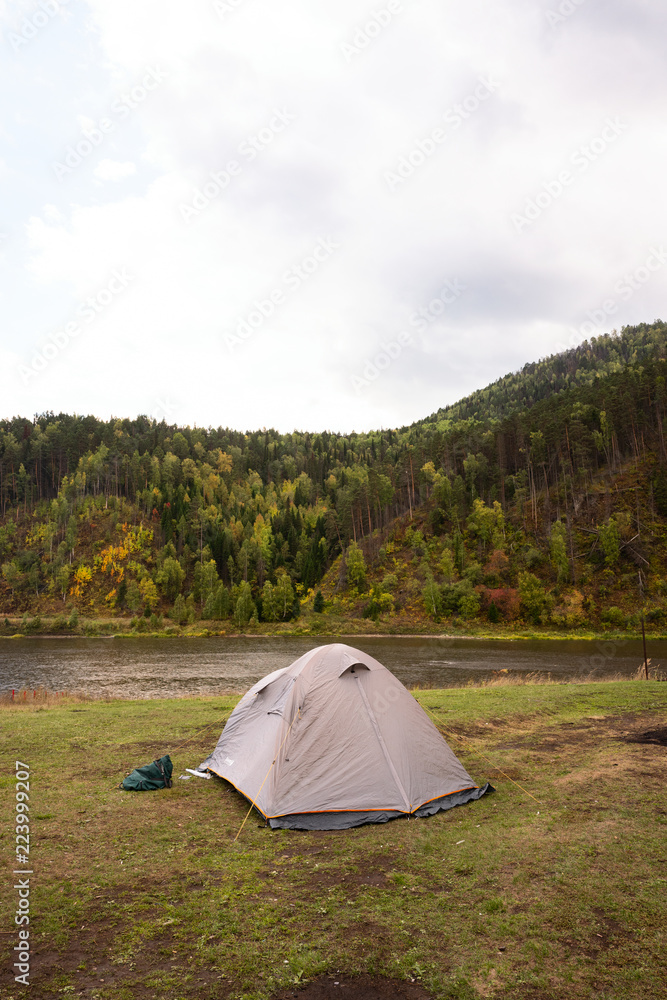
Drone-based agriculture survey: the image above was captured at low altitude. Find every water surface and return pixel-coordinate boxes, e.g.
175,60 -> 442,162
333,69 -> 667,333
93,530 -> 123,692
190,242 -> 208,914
0,635 -> 661,700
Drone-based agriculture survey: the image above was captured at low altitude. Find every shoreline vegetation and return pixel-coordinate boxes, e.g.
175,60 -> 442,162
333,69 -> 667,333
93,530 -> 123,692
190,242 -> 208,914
1,678 -> 665,998
1,614 -> 666,644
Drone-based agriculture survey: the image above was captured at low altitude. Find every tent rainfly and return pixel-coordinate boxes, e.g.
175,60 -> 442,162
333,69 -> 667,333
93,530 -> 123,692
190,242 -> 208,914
200,643 -> 492,830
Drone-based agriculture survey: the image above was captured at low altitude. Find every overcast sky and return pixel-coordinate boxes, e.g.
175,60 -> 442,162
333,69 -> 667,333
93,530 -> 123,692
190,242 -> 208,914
1,0 -> 666,434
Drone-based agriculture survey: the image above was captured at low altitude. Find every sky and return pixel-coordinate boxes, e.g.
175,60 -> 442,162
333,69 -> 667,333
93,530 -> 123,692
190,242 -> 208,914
1,0 -> 666,435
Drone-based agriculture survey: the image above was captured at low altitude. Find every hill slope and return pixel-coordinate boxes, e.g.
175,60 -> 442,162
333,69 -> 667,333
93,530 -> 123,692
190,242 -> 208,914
1,321 -> 667,637
411,319 -> 666,429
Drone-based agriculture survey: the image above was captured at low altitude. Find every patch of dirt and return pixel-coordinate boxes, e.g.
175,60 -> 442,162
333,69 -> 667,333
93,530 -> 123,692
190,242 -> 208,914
276,838 -> 337,859
623,726 -> 667,745
258,864 -> 391,893
257,850 -> 458,902
1,876 -> 231,999
270,973 -> 434,1000
502,992 -> 571,1000
554,749 -> 664,788
589,906 -> 634,949
256,847 -> 410,901
558,907 -> 634,960
498,710 -> 667,754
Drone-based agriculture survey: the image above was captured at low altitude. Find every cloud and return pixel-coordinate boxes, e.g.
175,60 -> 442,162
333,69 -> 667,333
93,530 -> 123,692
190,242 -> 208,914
94,158 -> 137,181
1,0 -> 666,432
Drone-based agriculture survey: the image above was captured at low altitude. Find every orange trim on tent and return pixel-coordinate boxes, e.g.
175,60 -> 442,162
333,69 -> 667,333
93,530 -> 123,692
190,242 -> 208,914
208,768 -> 480,821
267,806 -> 411,817
264,785 -> 480,818
417,786 -> 478,809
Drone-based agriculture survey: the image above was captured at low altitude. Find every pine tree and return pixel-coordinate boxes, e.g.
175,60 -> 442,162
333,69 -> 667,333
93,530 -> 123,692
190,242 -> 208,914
518,572 -> 546,623
346,542 -> 367,591
171,594 -> 187,624
422,577 -> 441,620
549,521 -> 569,584
453,531 -> 465,574
599,518 -> 621,567
235,582 -> 256,627
274,571 -> 295,620
261,580 -> 278,621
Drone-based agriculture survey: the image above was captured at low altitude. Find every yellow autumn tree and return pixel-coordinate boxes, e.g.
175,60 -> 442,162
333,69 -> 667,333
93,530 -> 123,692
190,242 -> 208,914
139,577 -> 159,611
70,564 -> 92,597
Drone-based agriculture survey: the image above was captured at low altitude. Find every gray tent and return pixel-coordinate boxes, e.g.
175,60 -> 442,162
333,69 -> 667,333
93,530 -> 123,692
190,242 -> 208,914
200,643 -> 492,830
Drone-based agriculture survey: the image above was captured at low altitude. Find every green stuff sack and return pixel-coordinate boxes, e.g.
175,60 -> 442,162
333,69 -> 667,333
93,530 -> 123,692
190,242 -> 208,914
121,754 -> 173,791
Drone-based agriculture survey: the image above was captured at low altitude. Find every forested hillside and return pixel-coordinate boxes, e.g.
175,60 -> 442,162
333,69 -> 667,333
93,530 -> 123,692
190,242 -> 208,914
1,320 -> 666,635
416,320 -> 667,427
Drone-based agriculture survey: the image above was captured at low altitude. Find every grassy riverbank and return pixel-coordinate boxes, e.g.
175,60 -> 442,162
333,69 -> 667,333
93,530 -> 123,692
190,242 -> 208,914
2,612 -> 667,646
1,680 -> 666,999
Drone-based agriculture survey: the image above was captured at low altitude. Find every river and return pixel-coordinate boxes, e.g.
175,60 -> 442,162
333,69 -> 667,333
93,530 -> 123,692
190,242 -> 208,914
0,635 -> 661,700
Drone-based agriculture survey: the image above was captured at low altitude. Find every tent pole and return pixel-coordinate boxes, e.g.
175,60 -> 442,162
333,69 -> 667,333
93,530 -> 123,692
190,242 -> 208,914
638,571 -> 649,680
641,611 -> 649,681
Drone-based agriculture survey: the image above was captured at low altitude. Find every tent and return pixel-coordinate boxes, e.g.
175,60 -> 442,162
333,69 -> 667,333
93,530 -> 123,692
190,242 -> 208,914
199,643 -> 492,830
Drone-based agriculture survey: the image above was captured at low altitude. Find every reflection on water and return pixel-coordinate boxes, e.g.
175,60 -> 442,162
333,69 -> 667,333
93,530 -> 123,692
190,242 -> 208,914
0,635 -> 661,700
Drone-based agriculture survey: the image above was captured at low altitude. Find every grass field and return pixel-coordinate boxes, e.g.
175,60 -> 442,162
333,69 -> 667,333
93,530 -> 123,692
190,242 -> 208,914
1,680 -> 666,1000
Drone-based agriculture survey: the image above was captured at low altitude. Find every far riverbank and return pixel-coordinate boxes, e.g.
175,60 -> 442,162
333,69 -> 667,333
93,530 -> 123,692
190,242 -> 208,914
1,613 -> 666,644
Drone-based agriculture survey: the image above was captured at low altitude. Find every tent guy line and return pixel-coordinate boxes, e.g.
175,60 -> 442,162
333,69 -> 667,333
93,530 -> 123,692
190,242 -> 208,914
420,704 -> 542,806
233,707 -> 302,843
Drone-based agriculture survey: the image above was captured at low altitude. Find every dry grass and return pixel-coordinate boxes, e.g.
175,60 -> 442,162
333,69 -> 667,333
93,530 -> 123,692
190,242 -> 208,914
410,664 -> 667,690
0,685 -> 94,707
0,686 -> 247,708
